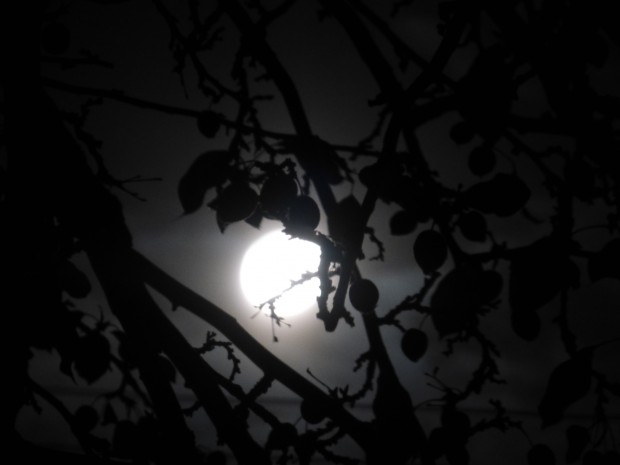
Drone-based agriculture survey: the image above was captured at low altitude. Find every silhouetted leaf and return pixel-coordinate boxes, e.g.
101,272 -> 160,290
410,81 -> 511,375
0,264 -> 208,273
359,160 -> 422,211
266,423 -> 297,450
566,158 -> 596,201
588,239 -> 620,281
259,173 -> 298,220
213,182 -> 258,224
205,450 -> 227,465
441,406 -> 470,445
74,405 -> 99,432
431,264 -> 481,336
538,349 -> 593,427
446,445 -> 470,465
409,189 -> 437,224
284,195 -> 320,233
155,355 -> 177,383
114,330 -> 138,368
450,121 -> 475,144
197,111 -> 222,138
359,163 -> 382,192
458,211 -> 487,242
390,210 -> 417,235
177,150 -> 230,214
465,173 -> 530,216
582,450 -> 604,465
565,424 -> 590,463
102,402 -> 118,426
468,145 -> 496,176
457,46 -> 514,139
74,332 -> 111,384
528,444 -> 555,465
576,122 -> 620,174
414,230 -> 448,274
428,427 -> 449,458
281,136 -> 344,184
88,0 -> 133,4
510,308 -> 541,341
243,208 -> 263,229
328,195 -> 363,246
602,451 -> 620,465
478,270 -> 503,303
135,415 -> 162,455
509,237 -> 579,316
41,22 -> 71,55
59,260 -> 91,298
113,420 -> 138,458
585,33 -> 609,68
427,408 -> 471,463
215,211 -> 230,233
48,306 -> 83,379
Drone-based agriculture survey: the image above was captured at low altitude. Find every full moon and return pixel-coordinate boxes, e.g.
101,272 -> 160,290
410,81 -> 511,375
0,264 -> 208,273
240,230 -> 322,317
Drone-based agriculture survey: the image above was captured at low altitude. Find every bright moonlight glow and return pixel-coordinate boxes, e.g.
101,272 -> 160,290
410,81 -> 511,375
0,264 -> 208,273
240,230 -> 321,317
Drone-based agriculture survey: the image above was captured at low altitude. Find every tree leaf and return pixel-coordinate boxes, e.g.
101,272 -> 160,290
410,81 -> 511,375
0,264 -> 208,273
565,424 -> 590,463
328,195 -> 363,246
468,145 -> 496,176
390,210 -> 417,236
259,173 -> 298,220
177,150 -> 230,214
509,237 -> 579,314
510,310 -> 541,341
538,349 -> 593,427
528,444 -> 556,465
458,211 -> 487,242
464,173 -> 530,217
281,136 -> 344,185
74,405 -> 99,432
102,402 -> 118,426
414,230 -> 448,274
215,182 -> 258,223
509,237 -> 579,340
431,263 -> 481,336
113,420 -> 139,457
588,238 -> 620,281
244,208 -> 263,229
477,270 -> 503,303
59,260 -> 91,298
196,110 -> 222,138
74,332 -> 111,384
457,45 -> 514,139
284,195 -> 321,233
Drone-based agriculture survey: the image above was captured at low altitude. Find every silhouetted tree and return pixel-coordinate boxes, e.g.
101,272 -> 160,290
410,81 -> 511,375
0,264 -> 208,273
3,0 -> 620,464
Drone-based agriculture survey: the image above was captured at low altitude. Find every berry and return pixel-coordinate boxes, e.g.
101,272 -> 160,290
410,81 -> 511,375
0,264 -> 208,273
348,279 -> 379,312
197,111 -> 221,138
216,183 -> 258,223
401,328 -> 428,362
285,195 -> 320,231
413,230 -> 448,274
259,174 -> 298,220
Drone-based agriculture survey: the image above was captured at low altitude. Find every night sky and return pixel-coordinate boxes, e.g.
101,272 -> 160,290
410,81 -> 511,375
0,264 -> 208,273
10,0 -> 620,463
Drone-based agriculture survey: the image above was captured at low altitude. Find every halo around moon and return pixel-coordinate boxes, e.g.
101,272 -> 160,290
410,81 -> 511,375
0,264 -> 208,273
239,230 -> 321,317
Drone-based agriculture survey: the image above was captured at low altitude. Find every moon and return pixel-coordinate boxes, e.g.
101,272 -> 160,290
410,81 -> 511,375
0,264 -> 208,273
240,230 -> 322,318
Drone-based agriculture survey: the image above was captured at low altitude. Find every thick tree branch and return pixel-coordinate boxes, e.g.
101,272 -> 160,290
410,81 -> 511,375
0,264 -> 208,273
132,250 -> 375,452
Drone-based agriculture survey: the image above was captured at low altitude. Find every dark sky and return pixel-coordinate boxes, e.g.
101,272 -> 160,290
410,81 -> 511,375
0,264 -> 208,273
19,0 -> 620,463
